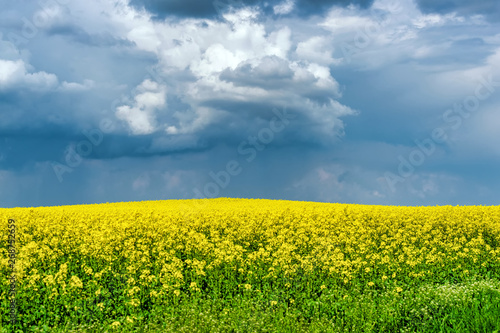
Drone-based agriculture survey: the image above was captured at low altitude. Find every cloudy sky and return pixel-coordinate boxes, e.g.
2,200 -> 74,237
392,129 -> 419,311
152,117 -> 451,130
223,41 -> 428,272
0,0 -> 499,208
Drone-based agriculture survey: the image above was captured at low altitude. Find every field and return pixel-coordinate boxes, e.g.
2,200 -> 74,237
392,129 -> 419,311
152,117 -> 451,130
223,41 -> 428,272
1,198 -> 500,332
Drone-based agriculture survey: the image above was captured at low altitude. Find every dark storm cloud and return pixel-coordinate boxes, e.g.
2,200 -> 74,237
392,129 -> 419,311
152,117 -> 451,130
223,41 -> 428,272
0,85 -> 213,167
415,0 -> 500,20
128,0 -> 374,20
293,0 -> 374,16
2,0 -> 500,209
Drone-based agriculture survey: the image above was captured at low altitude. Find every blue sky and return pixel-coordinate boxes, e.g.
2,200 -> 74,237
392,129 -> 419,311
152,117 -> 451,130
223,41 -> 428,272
0,0 -> 499,208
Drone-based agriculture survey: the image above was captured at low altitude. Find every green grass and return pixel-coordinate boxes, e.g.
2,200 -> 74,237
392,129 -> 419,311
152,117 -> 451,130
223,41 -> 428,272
4,276 -> 500,333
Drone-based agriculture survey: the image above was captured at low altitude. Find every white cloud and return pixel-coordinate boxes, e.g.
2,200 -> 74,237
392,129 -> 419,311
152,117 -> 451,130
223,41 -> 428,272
24,0 -> 493,145
127,24 -> 160,53
307,63 -> 340,91
318,2 -> 422,68
222,7 -> 260,23
59,79 -> 95,91
320,5 -> 384,36
264,27 -> 292,59
54,0 -> 152,39
315,0 -> 480,69
123,9 -> 353,139
115,79 -> 167,135
160,34 -> 201,70
273,0 -> 294,15
64,2 -> 352,142
412,13 -> 464,29
0,59 -> 58,90
190,43 -> 245,77
296,36 -> 341,65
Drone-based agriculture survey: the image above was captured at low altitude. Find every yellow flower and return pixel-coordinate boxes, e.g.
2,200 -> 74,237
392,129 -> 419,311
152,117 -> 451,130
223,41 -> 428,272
43,275 -> 55,286
127,286 -> 140,296
69,275 -> 83,289
128,298 -> 140,307
84,266 -> 93,275
270,301 -> 278,306
111,321 -> 121,329
4,196 -> 500,320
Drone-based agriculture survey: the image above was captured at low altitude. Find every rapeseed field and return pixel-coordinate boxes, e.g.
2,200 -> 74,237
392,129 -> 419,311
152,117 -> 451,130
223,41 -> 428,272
1,198 -> 500,332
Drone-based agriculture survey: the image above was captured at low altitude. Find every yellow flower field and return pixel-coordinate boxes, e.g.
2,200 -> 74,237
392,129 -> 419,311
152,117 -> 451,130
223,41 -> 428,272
1,198 -> 500,331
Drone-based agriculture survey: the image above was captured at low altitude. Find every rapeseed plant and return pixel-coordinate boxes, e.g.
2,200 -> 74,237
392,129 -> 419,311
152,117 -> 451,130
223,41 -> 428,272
1,198 -> 500,331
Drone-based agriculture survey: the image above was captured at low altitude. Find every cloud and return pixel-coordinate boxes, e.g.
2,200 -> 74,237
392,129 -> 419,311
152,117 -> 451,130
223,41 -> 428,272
118,7 -> 356,146
47,24 -> 135,47
219,55 -> 295,88
295,36 -> 342,65
273,0 -> 295,15
0,34 -> 99,94
2,0 -> 500,209
128,0 -> 375,20
59,79 -> 95,91
128,0 -> 242,19
115,79 -> 168,135
0,59 -> 58,91
415,0 -> 500,21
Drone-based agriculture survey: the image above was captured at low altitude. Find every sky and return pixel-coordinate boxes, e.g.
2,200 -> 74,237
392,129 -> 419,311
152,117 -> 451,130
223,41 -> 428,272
0,0 -> 499,208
